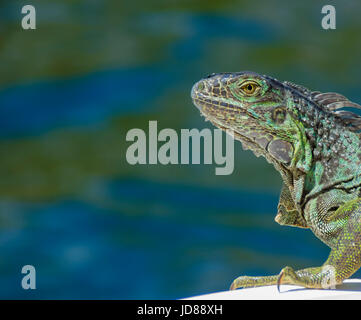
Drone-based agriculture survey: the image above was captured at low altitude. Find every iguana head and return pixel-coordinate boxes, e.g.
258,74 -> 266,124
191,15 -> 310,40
191,71 -> 361,173
191,71 -> 308,170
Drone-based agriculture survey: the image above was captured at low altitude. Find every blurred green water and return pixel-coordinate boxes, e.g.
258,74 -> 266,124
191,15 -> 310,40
0,0 -> 360,299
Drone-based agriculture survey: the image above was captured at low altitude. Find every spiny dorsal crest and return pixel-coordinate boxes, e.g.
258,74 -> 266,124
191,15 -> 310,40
284,80 -> 361,132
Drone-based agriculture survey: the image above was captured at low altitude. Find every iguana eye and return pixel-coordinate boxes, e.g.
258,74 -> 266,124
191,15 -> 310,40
239,81 -> 259,95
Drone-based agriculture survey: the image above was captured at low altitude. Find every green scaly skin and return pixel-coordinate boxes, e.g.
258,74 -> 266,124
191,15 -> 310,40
191,71 -> 361,290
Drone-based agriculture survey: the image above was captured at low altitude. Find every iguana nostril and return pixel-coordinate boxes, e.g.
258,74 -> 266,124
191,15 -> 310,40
191,80 -> 206,100
197,81 -> 205,91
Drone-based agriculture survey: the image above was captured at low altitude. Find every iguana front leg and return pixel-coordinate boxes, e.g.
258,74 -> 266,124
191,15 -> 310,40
275,184 -> 308,228
231,198 -> 361,290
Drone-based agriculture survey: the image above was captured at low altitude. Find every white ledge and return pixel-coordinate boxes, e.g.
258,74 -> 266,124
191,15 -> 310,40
185,279 -> 361,300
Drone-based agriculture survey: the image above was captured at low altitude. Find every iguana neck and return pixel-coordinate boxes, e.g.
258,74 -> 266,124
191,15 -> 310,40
304,128 -> 361,203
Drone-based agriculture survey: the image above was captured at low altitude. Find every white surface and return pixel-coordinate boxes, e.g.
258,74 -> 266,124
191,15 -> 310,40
185,279 -> 361,300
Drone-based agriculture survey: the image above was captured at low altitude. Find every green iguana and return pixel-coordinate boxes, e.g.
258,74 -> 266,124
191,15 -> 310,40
191,71 -> 361,290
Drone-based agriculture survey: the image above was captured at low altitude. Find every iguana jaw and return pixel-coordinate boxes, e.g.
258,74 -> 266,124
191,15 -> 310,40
196,104 -> 271,159
193,93 -> 294,192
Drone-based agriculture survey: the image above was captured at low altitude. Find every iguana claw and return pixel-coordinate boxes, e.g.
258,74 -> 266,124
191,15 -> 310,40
277,270 -> 284,293
229,281 -> 237,291
277,266 -> 299,292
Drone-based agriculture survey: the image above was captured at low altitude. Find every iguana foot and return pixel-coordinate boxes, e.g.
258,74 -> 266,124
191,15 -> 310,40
277,265 -> 344,290
229,267 -> 303,291
230,275 -> 278,290
230,265 -> 341,291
